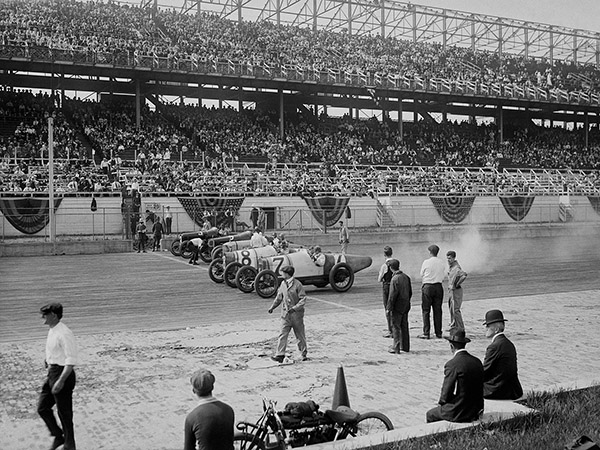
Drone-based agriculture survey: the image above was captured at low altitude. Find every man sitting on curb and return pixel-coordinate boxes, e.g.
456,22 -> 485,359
483,309 -> 524,400
426,330 -> 483,423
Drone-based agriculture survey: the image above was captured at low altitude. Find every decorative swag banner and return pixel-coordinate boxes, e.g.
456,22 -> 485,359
178,197 -> 244,227
303,196 -> 350,227
499,196 -> 535,222
429,196 -> 475,223
588,196 -> 600,216
0,197 -> 63,234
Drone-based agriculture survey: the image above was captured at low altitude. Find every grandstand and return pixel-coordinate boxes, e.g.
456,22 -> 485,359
1,0 -> 600,238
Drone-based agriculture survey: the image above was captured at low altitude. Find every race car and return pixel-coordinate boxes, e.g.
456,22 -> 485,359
208,245 -> 279,287
171,227 -> 220,261
210,239 -> 252,261
235,250 -> 372,298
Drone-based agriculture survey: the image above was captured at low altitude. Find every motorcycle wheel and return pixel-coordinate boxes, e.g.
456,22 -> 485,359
208,259 -> 225,283
255,270 -> 279,298
224,262 -> 242,288
233,432 -> 266,450
236,266 -> 258,293
329,263 -> 354,292
347,411 -> 394,438
170,240 -> 181,256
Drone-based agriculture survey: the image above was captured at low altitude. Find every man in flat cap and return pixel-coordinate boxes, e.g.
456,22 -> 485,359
268,265 -> 308,363
483,309 -> 523,400
184,368 -> 234,450
426,330 -> 483,423
38,303 -> 78,450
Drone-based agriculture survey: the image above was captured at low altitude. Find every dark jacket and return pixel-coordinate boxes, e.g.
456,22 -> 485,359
483,334 -> 523,400
438,350 -> 484,422
388,270 -> 412,314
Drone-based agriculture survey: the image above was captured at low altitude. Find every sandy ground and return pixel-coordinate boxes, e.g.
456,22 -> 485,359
2,289 -> 600,450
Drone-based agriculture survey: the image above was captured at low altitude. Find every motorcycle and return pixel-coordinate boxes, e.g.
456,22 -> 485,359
234,398 -> 393,449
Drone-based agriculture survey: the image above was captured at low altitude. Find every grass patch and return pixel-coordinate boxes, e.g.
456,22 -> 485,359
378,385 -> 600,450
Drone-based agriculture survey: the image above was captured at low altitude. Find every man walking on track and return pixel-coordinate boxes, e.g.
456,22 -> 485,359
268,266 -> 308,362
338,220 -> 349,254
38,303 -> 78,450
419,244 -> 446,339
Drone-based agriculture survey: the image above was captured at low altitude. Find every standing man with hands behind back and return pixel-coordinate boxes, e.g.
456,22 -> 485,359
38,303 -> 78,450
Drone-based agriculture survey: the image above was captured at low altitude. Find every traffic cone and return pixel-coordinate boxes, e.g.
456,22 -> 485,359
331,365 -> 350,409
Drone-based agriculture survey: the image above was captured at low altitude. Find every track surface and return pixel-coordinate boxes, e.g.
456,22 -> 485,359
1,233 -> 599,343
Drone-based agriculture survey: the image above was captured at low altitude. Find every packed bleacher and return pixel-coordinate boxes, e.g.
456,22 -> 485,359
1,0 -> 600,97
1,87 -> 600,196
1,1 -> 600,196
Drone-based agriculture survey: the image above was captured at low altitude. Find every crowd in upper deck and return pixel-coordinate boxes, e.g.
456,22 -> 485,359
0,0 -> 599,95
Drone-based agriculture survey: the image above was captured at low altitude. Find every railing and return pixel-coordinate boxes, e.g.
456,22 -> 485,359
2,44 -> 600,106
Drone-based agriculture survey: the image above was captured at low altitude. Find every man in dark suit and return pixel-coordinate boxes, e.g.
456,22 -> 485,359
483,309 -> 523,400
386,259 -> 412,354
426,330 -> 484,423
183,368 -> 235,450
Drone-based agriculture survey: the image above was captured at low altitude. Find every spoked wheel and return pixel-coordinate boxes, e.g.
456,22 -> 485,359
224,262 -> 243,288
180,240 -> 193,259
329,263 -> 354,292
199,245 -> 212,263
233,432 -> 266,450
211,245 -> 223,261
255,270 -> 279,298
170,240 -> 181,256
236,266 -> 258,293
346,412 -> 394,438
208,259 -> 225,283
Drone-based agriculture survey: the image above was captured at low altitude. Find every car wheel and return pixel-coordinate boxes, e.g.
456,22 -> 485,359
224,262 -> 243,288
208,259 -> 224,283
170,240 -> 181,256
255,270 -> 279,298
236,266 -> 258,293
211,245 -> 223,261
180,240 -> 193,259
329,262 -> 354,292
199,245 -> 212,263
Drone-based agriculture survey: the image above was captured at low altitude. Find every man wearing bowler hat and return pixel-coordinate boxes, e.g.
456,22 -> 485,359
38,303 -> 78,450
426,330 -> 483,423
483,309 -> 523,400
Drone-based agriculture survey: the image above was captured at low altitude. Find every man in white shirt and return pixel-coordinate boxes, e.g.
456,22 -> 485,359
38,303 -> 78,450
419,244 -> 446,339
250,227 -> 268,248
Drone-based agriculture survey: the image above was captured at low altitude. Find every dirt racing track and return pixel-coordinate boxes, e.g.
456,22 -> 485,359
1,232 -> 600,450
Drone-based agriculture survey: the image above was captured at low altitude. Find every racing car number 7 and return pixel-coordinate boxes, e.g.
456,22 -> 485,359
271,256 -> 285,275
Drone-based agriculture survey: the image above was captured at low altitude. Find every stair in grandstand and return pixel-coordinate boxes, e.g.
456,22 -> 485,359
375,199 -> 396,228
458,60 -> 483,77
567,72 -> 595,90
